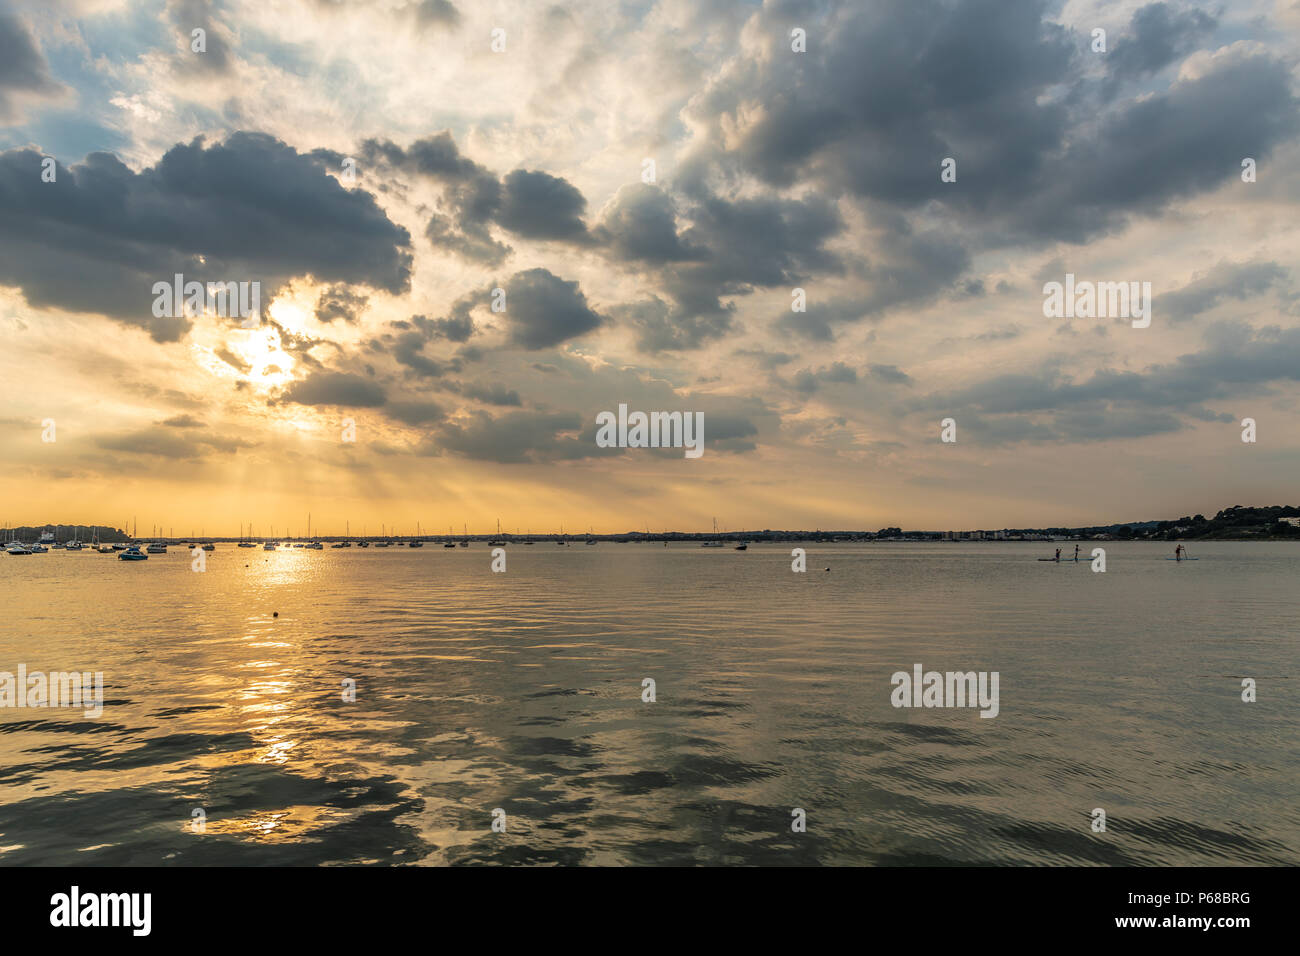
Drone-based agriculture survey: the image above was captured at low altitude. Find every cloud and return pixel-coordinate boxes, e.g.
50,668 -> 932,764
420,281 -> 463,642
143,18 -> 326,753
411,0 -> 460,29
272,371 -> 386,407
1159,260 -> 1290,321
315,285 -> 369,324
503,268 -> 603,349
1105,3 -> 1219,89
432,409 -> 595,463
167,0 -> 235,75
868,363 -> 913,385
0,134 -> 412,341
94,427 -> 255,459
593,184 -> 702,263
908,322 -> 1300,443
495,169 -> 589,241
685,0 -> 1296,248
385,400 -> 446,425
791,362 -> 859,393
0,14 -> 67,123
158,414 -> 205,427
461,383 -> 523,406
360,134 -> 594,263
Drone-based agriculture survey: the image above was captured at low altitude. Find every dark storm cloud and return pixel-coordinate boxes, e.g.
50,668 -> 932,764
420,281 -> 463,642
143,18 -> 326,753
689,0 -> 1297,248
315,285 -> 369,324
800,215 -> 973,335
0,14 -> 65,122
0,134 -> 412,341
503,268 -> 604,349
360,133 -> 507,264
1158,261 -> 1290,321
611,296 -> 734,353
272,371 -> 386,408
370,301 -> 477,379
619,190 -> 843,350
1105,3 -> 1218,86
360,135 -> 594,263
1015,52 -> 1300,241
688,0 -> 1074,202
361,130 -> 845,351
496,169 -> 589,241
386,331 -> 462,379
677,192 -> 843,291
593,184 -> 703,263
906,322 -> 1300,443
411,312 -> 475,342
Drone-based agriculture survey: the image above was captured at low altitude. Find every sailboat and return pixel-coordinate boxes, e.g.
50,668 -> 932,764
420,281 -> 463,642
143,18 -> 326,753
488,519 -> 506,547
238,522 -> 257,547
459,523 -> 469,547
701,517 -> 725,547
409,521 -> 424,547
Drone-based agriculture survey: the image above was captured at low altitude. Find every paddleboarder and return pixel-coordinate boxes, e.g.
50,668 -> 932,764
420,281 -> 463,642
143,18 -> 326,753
1054,547 -> 1061,562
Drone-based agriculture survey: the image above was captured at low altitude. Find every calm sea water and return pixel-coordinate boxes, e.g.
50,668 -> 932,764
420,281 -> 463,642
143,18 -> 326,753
1,541 -> 1295,866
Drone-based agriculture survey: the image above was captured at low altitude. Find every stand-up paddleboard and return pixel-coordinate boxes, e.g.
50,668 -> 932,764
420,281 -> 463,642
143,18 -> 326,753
1038,558 -> 1060,561
1166,557 -> 1200,560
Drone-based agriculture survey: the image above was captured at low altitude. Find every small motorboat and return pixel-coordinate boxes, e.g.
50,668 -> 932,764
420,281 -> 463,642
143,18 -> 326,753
118,546 -> 148,561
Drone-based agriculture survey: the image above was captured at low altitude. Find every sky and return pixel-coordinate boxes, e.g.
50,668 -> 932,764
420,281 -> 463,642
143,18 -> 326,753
1,0 -> 1299,536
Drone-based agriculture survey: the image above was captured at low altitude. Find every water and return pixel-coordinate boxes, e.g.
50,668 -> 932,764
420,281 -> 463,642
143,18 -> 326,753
1,542 -> 1295,866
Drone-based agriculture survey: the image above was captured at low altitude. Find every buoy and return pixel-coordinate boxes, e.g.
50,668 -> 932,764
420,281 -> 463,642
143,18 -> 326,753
273,611 -> 279,618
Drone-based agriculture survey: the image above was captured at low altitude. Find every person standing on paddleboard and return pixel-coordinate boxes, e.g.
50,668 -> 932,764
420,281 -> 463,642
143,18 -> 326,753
1055,547 -> 1061,562
1073,544 -> 1080,561
1175,544 -> 1185,560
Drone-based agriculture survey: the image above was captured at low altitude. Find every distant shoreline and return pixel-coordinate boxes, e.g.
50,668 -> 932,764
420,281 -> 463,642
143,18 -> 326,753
5,506 -> 1298,545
